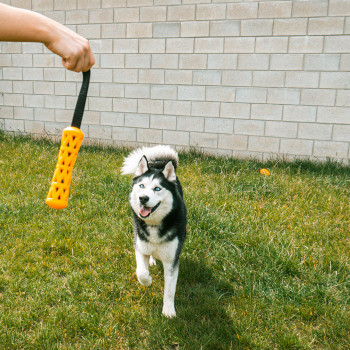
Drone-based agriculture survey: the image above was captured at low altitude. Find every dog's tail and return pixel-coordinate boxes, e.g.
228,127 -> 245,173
121,145 -> 179,175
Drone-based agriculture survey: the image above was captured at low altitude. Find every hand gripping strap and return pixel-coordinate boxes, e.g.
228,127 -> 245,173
71,70 -> 90,129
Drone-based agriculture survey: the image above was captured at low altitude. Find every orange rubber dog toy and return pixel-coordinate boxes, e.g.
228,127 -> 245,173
46,70 -> 90,209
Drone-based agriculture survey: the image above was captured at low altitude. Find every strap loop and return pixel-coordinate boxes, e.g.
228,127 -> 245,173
71,70 -> 90,129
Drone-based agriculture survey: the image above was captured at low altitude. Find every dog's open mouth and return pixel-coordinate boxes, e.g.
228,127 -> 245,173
139,202 -> 161,218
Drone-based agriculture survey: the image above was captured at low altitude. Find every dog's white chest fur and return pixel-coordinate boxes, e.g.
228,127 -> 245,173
135,229 -> 179,264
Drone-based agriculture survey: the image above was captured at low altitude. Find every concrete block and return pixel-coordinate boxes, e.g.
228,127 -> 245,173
329,0 -> 350,16
3,68 -> 23,80
177,116 -> 204,132
12,54 -> 33,67
165,70 -> 192,85
235,119 -> 265,136
125,113 -> 149,128
89,125 -> 112,140
153,54 -> 178,69
140,39 -> 166,53
125,84 -> 150,99
248,136 -> 280,153
320,72 -> 350,89
88,97 -> 112,111
286,72 -> 320,89
336,90 -> 350,107
139,69 -> 165,84
89,9 -> 113,23
13,81 -> 33,94
301,89 -> 336,106
253,71 -> 285,88
224,37 -> 255,53
304,54 -> 340,71
333,124 -> 350,142
238,54 -> 269,70
4,119 -> 24,132
309,17 -> 344,35
113,98 -> 138,113
181,21 -> 209,37
196,4 -> 226,20
66,10 -> 89,24
241,19 -> 273,36
34,81 -> 54,95
125,54 -> 151,68
178,86 -> 205,101
89,39 -> 113,53
15,107 -> 34,120
220,103 -> 250,119
236,87 -> 267,104
280,139 -> 313,156
113,69 -> 138,84
113,39 -> 138,53
313,141 -> 348,159
268,88 -> 300,105
167,38 -> 194,53
265,121 -> 297,138
208,54 -> 238,69
151,85 -> 177,100
292,0 -> 328,17
138,99 -> 164,114
24,120 -> 45,134
190,132 -> 217,148
259,1 -> 292,18
164,100 -> 191,116
23,94 -> 44,108
33,54 -> 55,67
150,115 -> 177,130
23,68 -> 44,81
168,5 -> 195,21
140,6 -> 167,22
251,104 -> 283,121
100,112 -> 124,126
193,70 -> 221,86
206,86 -> 235,102
273,18 -> 308,36
298,123 -> 332,141
270,54 -> 304,71
210,21 -> 240,37
102,24 -> 126,38
54,82 -> 77,96
179,54 -> 206,69
100,83 -> 124,98
192,101 -> 220,117
137,128 -> 163,143
113,126 -> 136,142
153,23 -> 180,38
163,130 -> 189,146
127,23 -> 152,38
100,54 -> 124,68
205,117 -> 233,134
218,134 -> 248,151
114,7 -> 139,22
325,36 -> 350,53
289,36 -> 324,53
195,38 -> 224,53
222,71 -> 252,87
256,37 -> 288,53
227,3 -> 258,19
317,107 -> 349,124
283,105 -> 316,122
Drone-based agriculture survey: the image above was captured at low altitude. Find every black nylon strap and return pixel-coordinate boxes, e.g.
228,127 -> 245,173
71,70 -> 90,129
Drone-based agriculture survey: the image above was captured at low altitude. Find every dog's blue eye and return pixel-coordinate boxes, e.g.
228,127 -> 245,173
154,187 -> 161,191
139,184 -> 144,188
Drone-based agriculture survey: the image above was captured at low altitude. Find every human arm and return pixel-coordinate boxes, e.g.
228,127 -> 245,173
0,3 -> 94,72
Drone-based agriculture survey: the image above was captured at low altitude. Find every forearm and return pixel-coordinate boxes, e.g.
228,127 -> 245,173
0,3 -> 56,45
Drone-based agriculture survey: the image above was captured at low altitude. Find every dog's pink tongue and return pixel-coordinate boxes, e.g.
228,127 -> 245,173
140,206 -> 152,217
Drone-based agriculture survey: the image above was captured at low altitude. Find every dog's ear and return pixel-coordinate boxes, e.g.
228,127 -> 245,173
135,156 -> 149,177
162,161 -> 176,182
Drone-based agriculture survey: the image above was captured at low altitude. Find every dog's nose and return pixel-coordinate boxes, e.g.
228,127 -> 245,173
139,195 -> 149,205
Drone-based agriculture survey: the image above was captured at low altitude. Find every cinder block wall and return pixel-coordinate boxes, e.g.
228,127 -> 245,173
1,0 -> 350,162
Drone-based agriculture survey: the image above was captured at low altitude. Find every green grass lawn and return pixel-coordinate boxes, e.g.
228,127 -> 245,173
0,131 -> 349,349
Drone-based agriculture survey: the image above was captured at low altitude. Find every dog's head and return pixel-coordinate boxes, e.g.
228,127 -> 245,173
129,156 -> 177,224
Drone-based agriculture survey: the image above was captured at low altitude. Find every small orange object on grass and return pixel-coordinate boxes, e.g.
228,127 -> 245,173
260,168 -> 270,176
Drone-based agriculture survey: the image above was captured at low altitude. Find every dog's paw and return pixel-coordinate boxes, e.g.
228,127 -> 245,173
137,271 -> 152,287
162,303 -> 176,318
149,256 -> 157,266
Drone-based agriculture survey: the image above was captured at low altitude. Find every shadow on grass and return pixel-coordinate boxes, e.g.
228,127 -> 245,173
144,257 -> 250,350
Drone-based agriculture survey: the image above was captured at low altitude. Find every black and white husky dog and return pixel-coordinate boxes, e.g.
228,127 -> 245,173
121,145 -> 186,318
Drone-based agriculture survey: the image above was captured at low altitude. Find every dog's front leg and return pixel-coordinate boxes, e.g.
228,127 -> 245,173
162,262 -> 179,318
135,249 -> 152,286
